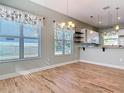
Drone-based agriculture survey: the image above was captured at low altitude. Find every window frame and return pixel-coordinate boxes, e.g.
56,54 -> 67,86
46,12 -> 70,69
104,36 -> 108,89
0,36 -> 20,61
0,20 -> 42,63
103,31 -> 119,47
22,24 -> 42,59
54,26 -> 74,56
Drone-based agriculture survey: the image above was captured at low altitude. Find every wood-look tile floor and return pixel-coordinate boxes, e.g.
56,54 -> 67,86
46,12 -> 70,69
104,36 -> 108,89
0,62 -> 124,93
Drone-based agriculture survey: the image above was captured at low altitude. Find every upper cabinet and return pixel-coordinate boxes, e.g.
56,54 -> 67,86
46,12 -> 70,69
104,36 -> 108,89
74,27 -> 124,49
87,29 -> 99,44
118,29 -> 124,47
74,28 -> 100,46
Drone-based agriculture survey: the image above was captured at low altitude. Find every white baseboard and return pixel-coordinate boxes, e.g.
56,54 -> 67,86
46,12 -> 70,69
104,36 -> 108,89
0,73 -> 21,80
80,60 -> 124,70
0,60 -> 78,80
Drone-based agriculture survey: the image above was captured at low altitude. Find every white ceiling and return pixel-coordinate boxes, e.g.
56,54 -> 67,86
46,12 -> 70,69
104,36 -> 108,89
30,0 -> 124,28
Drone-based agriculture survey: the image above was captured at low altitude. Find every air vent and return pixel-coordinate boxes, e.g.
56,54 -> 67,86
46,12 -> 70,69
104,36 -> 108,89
103,6 -> 110,10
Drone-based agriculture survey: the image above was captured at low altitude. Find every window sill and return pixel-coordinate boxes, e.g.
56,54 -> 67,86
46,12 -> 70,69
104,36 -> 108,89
54,54 -> 73,57
0,56 -> 41,64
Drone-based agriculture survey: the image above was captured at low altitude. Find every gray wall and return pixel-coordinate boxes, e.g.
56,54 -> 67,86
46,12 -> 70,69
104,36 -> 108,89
80,27 -> 124,68
0,0 -> 94,75
80,48 -> 124,68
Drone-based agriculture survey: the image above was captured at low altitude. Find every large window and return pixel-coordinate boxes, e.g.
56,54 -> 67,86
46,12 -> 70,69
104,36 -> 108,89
0,20 -> 20,60
103,31 -> 118,46
54,25 -> 74,55
23,24 -> 40,58
0,5 -> 42,61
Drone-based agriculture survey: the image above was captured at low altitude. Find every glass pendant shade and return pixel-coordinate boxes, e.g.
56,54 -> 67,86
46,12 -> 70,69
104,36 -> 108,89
71,23 -> 75,27
61,22 -> 66,28
115,25 -> 120,31
59,0 -> 75,29
114,8 -> 120,31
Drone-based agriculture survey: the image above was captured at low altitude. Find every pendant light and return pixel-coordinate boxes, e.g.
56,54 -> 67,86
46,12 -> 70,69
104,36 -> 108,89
115,7 -> 120,31
89,16 -> 93,34
98,15 -> 102,25
60,0 -> 75,28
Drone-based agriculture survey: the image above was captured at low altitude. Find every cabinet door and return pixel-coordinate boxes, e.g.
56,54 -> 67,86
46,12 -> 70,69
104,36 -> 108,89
87,30 -> 99,44
119,29 -> 124,47
81,29 -> 86,43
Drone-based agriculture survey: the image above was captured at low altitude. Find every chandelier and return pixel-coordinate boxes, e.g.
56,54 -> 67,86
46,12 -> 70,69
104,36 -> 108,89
101,6 -> 121,31
114,7 -> 120,31
60,0 -> 75,28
